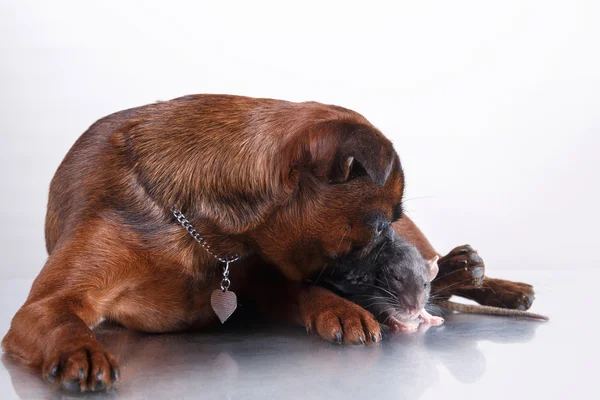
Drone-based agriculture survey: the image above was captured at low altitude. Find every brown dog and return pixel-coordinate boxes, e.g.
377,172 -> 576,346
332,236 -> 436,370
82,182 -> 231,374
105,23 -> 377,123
1,95 -> 536,392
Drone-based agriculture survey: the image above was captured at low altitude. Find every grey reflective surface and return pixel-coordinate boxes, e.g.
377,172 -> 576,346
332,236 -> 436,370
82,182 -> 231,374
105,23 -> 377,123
0,269 -> 594,400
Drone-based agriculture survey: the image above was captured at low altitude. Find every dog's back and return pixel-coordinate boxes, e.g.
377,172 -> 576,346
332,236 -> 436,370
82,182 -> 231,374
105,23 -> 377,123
45,94 -> 370,253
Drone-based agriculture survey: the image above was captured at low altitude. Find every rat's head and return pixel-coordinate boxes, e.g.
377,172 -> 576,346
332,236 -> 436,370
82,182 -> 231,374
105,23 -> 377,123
320,233 -> 439,324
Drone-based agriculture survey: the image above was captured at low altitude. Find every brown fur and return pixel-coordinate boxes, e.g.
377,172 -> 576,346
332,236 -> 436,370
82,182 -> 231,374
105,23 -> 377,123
2,94 -> 537,392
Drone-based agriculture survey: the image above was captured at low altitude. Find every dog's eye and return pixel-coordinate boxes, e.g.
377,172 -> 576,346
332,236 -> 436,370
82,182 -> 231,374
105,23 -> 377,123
375,221 -> 390,235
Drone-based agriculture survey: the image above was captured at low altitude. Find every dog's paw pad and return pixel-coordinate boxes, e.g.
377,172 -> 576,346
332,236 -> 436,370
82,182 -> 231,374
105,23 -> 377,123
42,345 -> 120,392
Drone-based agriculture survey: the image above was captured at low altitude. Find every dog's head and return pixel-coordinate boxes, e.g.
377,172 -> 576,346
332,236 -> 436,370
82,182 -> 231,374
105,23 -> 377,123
249,115 -> 405,281
127,96 -> 404,281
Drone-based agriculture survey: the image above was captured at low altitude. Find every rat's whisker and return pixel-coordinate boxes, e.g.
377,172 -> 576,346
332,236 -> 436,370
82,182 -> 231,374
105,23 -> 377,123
362,282 -> 399,300
425,303 -> 442,315
311,262 -> 329,287
364,301 -> 398,310
432,277 -> 476,294
381,306 -> 399,325
373,240 -> 387,262
373,277 -> 398,298
357,295 -> 396,304
435,267 -> 475,279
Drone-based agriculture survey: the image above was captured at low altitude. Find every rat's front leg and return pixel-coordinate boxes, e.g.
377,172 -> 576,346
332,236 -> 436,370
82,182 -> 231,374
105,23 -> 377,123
388,309 -> 444,333
419,309 -> 444,326
387,318 -> 420,334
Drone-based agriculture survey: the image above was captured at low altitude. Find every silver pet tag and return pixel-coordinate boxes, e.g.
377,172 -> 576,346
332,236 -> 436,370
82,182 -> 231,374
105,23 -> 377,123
211,260 -> 237,323
211,289 -> 237,323
171,207 -> 240,324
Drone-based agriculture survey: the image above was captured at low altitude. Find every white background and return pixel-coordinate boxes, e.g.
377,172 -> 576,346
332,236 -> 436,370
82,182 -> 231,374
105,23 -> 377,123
1,0 -> 598,279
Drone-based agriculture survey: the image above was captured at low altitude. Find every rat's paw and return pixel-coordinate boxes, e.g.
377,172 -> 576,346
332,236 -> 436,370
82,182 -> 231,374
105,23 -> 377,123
419,309 -> 444,326
43,340 -> 120,392
388,319 -> 419,334
433,245 -> 485,298
427,316 -> 445,326
304,299 -> 381,345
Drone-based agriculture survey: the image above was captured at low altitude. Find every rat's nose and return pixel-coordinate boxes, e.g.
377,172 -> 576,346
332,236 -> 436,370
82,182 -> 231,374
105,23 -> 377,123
406,307 -> 419,317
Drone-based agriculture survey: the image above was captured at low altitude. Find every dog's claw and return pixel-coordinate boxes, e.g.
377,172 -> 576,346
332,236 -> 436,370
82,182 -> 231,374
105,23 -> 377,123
470,253 -> 483,264
472,267 -> 484,279
458,245 -> 472,254
335,332 -> 342,344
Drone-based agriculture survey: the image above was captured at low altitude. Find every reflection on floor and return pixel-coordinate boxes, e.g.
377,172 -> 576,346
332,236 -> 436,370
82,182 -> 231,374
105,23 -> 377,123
0,270 -> 594,400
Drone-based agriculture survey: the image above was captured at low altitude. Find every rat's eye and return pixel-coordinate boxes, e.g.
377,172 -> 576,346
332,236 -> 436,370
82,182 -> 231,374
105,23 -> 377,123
424,282 -> 429,289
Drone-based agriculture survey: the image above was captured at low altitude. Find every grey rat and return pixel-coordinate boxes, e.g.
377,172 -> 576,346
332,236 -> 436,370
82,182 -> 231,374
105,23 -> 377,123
321,234 -> 548,333
320,233 -> 443,333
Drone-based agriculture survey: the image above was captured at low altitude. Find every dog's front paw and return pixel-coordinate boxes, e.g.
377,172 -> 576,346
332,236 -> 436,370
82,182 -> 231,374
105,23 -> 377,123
433,245 -> 485,298
43,339 -> 120,392
301,288 -> 381,345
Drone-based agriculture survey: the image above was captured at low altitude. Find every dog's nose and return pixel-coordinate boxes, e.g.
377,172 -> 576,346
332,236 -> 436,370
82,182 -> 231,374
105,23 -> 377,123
375,220 -> 390,235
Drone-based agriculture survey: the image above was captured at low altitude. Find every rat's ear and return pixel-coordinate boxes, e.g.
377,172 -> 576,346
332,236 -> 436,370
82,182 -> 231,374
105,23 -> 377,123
427,255 -> 439,281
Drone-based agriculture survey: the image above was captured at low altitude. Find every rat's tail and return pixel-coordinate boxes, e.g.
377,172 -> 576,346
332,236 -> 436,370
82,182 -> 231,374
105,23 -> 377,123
439,300 -> 549,321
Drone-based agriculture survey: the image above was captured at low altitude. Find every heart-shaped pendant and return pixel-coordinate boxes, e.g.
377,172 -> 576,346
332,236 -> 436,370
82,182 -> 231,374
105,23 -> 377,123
211,289 -> 237,323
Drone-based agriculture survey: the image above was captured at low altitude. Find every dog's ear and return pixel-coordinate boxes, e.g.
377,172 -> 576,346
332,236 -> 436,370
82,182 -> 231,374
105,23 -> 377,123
289,121 -> 396,186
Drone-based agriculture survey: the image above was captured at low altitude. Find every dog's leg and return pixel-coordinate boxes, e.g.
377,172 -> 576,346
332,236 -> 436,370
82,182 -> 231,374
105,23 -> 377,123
392,216 -> 536,310
239,262 -> 382,345
452,277 -> 536,311
2,241 -> 120,392
298,286 -> 382,345
4,220 -> 140,391
2,296 -> 118,392
3,216 -> 220,390
434,245 -> 536,310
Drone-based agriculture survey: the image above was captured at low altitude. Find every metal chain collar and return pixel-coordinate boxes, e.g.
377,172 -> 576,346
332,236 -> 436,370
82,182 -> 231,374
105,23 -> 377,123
172,206 -> 240,291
